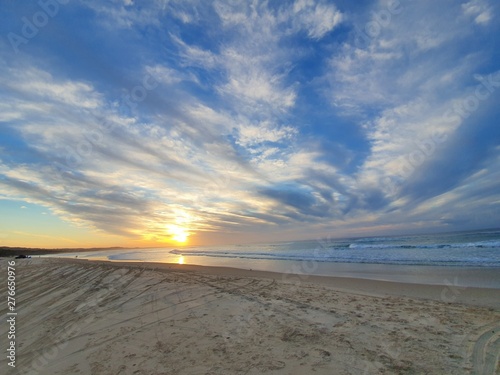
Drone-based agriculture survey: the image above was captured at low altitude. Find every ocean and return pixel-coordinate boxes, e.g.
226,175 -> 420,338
50,229 -> 500,287
170,229 -> 500,267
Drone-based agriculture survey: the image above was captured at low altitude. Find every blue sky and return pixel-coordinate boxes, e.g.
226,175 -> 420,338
1,0 -> 499,247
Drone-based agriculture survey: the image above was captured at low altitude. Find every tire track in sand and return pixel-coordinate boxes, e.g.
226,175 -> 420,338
469,322 -> 500,375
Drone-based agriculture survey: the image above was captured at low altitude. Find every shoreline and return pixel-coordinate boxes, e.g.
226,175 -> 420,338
40,251 -> 500,289
36,247 -> 500,289
56,258 -> 500,309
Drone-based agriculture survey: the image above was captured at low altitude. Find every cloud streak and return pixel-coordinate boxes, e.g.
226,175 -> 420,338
0,0 -> 499,245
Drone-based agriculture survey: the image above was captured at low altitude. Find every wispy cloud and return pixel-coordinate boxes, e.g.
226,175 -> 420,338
327,0 -> 500,217
291,0 -> 343,39
0,0 -> 499,245
462,0 -> 493,25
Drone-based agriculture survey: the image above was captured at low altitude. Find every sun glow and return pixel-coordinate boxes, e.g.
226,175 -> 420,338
167,224 -> 189,243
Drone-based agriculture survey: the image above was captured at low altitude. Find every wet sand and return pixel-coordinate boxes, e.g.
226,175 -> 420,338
0,258 -> 498,374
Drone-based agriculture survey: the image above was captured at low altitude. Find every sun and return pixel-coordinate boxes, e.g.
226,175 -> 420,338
172,230 -> 187,243
167,225 -> 189,243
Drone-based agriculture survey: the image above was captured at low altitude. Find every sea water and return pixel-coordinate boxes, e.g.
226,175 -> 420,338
50,229 -> 500,287
168,229 -> 500,267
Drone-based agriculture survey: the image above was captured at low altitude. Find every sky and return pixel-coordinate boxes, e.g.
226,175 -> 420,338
1,0 -> 500,248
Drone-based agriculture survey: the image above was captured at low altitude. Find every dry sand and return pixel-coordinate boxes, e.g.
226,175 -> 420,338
0,258 -> 499,375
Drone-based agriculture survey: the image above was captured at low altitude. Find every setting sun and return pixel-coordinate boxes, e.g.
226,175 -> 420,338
167,225 -> 189,243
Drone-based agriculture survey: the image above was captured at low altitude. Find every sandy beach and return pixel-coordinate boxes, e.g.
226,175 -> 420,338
1,258 -> 499,375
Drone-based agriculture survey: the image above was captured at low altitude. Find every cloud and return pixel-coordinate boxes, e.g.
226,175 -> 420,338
218,55 -> 297,110
236,121 -> 297,148
144,65 -> 187,86
326,0 -> 499,203
1,66 -> 102,110
462,0 -> 493,25
170,34 -> 219,70
292,0 -> 343,39
0,55 -> 306,240
210,5 -> 299,112
0,0 -> 499,245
